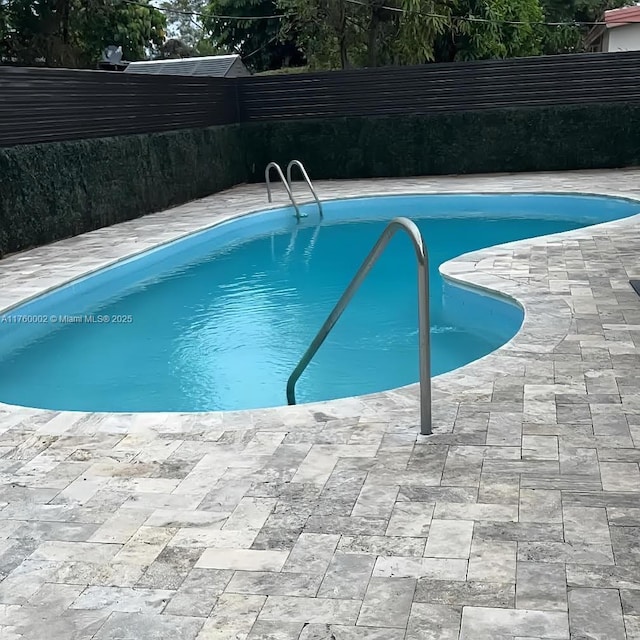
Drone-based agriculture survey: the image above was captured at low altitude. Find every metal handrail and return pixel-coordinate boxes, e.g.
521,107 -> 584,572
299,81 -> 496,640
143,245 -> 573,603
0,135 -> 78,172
286,217 -> 432,435
286,160 -> 323,219
265,162 -> 302,220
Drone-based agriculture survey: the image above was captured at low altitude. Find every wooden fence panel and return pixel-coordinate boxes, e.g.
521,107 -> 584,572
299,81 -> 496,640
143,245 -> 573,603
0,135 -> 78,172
0,66 -> 239,146
2,51 -> 640,145
237,51 -> 640,121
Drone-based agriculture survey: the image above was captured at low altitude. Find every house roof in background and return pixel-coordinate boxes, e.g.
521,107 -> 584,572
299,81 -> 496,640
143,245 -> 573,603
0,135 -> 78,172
124,54 -> 249,77
604,5 -> 640,27
585,4 -> 640,45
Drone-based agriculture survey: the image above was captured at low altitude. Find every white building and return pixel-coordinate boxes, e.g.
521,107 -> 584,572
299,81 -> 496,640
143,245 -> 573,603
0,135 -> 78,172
587,5 -> 640,52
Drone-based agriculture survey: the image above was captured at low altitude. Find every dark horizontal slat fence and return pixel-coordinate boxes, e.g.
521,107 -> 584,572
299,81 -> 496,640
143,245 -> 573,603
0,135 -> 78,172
3,50 -> 640,145
237,50 -> 640,121
0,66 -> 239,146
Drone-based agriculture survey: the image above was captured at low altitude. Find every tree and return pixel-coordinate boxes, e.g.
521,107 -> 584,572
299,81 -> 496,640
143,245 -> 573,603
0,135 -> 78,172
0,2 -> 11,61
157,36 -> 224,57
201,0 -> 304,71
159,0 -> 207,50
278,0 -> 546,69
443,0 -> 544,62
83,1 -> 166,62
0,0 -> 165,67
200,0 -> 635,72
277,0 -> 357,69
159,37 -> 194,57
390,0 -> 455,64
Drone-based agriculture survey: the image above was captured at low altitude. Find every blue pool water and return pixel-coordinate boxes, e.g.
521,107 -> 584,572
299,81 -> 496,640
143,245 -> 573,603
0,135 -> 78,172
0,193 -> 638,412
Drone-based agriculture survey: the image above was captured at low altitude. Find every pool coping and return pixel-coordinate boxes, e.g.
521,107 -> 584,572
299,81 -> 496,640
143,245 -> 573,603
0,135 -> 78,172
1,170 -> 640,430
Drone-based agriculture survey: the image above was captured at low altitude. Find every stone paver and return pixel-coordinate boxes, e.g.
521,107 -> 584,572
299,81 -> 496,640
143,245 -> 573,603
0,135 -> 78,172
1,169 -> 640,638
568,588 -> 627,640
357,577 -> 416,628
516,562 -> 567,611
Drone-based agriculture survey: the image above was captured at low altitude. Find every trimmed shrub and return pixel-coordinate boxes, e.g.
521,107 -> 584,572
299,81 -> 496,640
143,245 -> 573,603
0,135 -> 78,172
2,102 -> 640,257
0,124 -> 246,256
242,103 -> 640,182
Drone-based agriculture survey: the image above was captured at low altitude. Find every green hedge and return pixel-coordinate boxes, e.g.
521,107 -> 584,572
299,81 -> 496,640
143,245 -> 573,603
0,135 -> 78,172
0,124 -> 246,257
243,103 -> 640,181
2,102 -> 640,257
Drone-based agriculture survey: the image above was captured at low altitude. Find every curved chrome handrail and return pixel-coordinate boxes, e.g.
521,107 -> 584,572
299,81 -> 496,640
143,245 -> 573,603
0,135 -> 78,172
286,217 -> 432,435
265,162 -> 302,220
286,160 -> 323,219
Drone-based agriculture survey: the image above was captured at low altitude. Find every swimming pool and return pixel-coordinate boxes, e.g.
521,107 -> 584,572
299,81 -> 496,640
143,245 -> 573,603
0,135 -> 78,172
0,193 -> 638,412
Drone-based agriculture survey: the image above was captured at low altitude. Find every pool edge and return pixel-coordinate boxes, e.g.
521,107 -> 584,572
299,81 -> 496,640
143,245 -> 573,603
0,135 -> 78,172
1,177 -> 640,424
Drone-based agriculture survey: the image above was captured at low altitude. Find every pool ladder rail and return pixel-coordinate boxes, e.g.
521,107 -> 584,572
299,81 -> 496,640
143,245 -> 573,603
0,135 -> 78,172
286,217 -> 433,436
265,160 -> 323,221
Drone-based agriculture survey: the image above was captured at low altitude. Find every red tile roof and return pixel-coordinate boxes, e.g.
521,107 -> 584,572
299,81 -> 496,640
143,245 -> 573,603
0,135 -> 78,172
604,5 -> 640,26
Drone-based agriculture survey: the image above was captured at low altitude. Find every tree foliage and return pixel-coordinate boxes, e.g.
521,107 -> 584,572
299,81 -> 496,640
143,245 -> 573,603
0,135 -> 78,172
157,36 -> 223,58
0,3 -> 7,48
201,0 -> 304,71
276,0 -> 545,68
200,0 -> 638,71
0,0 -> 165,67
448,0 -> 544,61
158,0 -> 208,50
1,0 -> 634,71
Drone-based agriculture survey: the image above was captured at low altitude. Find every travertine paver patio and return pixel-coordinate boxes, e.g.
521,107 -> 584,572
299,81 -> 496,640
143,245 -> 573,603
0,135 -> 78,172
0,169 -> 640,639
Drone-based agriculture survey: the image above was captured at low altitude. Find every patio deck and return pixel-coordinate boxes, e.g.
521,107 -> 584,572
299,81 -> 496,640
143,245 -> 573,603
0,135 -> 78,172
1,169 -> 640,639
